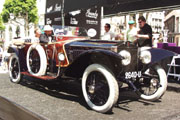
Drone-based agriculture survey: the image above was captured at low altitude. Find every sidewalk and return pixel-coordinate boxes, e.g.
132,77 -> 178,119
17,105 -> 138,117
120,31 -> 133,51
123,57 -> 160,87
0,64 -> 8,74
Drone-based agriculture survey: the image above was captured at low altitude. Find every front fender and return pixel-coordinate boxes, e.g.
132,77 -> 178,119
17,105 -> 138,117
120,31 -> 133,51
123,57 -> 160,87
80,49 -> 123,61
142,48 -> 176,73
65,49 -> 123,78
149,48 -> 176,64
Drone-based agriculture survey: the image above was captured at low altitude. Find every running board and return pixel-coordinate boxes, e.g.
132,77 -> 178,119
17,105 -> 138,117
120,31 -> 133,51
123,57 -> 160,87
21,72 -> 57,80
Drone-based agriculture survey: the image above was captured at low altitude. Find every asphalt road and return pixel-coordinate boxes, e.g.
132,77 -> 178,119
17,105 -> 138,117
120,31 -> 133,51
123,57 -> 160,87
0,73 -> 180,120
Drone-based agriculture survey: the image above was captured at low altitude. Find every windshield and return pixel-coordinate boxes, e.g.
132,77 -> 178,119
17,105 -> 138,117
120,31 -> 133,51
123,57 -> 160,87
52,25 -> 88,37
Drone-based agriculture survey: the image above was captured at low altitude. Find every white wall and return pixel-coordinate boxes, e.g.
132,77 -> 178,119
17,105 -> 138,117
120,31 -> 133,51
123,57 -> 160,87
37,0 -> 46,25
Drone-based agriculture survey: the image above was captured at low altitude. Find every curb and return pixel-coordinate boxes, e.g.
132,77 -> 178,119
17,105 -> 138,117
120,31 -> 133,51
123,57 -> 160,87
0,96 -> 46,120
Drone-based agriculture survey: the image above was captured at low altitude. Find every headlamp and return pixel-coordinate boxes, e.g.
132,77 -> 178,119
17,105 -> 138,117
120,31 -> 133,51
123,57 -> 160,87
58,53 -> 65,61
119,50 -> 131,66
140,50 -> 151,64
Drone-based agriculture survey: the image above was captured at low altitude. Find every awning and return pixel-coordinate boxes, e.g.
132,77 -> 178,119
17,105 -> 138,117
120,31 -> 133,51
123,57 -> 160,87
63,0 -> 144,13
104,0 -> 180,16
46,0 -> 145,14
46,0 -> 180,14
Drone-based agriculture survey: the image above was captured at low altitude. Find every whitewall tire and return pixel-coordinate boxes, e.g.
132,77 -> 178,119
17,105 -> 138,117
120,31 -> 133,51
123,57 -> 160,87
9,54 -> 22,83
26,44 -> 47,76
82,64 -> 119,113
140,65 -> 167,101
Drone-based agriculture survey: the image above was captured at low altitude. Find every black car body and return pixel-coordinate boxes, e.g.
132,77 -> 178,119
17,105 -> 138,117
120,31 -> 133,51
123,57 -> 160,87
7,26 -> 175,113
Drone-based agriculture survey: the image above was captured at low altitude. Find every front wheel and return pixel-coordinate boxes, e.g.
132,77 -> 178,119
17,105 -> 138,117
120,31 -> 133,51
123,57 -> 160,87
9,54 -> 23,83
82,64 -> 119,113
138,65 -> 167,101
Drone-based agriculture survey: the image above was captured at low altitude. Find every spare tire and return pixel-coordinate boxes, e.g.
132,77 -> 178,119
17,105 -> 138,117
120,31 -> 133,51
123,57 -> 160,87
26,44 -> 47,76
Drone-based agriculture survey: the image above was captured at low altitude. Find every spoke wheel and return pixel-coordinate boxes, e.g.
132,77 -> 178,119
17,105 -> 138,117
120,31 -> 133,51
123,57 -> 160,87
86,71 -> 110,106
137,65 -> 167,101
82,64 -> 119,113
29,49 -> 40,73
9,54 -> 22,83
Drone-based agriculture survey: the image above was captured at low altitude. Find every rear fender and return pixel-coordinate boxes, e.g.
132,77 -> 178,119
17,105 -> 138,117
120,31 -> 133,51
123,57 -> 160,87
8,47 -> 19,56
8,47 -> 27,71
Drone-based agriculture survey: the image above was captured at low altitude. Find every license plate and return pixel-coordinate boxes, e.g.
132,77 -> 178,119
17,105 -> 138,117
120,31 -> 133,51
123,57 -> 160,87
125,71 -> 141,79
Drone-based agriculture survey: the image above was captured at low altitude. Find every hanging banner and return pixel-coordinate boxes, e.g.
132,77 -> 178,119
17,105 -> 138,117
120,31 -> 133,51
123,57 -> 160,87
45,0 -> 63,25
65,7 -> 101,39
46,0 -> 62,13
45,0 -> 101,39
45,12 -> 62,25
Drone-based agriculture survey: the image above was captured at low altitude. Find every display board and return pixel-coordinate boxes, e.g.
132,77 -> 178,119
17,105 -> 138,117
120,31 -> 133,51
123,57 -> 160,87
45,0 -> 101,39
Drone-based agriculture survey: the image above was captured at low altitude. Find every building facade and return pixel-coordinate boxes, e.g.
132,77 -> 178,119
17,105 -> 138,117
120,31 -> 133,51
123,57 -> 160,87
165,10 -> 180,46
0,0 -> 46,47
36,0 -> 46,26
101,12 -> 165,36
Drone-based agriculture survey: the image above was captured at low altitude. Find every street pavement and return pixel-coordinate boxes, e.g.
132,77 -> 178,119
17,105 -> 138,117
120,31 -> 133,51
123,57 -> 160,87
0,70 -> 180,120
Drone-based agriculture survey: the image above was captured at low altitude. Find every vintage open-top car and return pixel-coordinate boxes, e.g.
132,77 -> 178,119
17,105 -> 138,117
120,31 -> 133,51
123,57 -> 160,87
7,26 -> 174,113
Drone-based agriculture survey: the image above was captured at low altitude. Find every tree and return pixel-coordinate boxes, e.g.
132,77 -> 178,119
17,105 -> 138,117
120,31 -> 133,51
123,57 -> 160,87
0,15 -> 5,31
1,0 -> 38,36
0,15 -> 5,39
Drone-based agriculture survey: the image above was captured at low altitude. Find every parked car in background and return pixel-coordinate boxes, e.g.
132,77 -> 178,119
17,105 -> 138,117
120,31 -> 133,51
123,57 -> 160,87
7,26 -> 175,113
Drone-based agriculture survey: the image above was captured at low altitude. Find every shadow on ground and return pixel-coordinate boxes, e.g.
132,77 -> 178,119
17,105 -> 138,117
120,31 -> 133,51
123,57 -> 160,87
20,75 -> 163,113
20,76 -> 84,104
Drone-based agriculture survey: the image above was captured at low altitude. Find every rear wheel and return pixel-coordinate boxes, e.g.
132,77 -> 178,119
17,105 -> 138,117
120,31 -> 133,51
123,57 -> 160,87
82,64 -> 119,113
9,54 -> 22,83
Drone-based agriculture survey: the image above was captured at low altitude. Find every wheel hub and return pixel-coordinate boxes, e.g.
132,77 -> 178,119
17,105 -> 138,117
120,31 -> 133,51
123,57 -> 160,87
29,59 -> 32,65
88,85 -> 95,94
150,79 -> 158,87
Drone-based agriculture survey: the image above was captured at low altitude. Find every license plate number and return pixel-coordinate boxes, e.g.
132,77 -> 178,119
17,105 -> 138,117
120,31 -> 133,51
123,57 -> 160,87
125,71 -> 141,79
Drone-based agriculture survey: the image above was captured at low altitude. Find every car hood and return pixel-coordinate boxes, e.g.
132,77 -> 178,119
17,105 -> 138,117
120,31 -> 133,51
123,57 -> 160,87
65,39 -> 121,48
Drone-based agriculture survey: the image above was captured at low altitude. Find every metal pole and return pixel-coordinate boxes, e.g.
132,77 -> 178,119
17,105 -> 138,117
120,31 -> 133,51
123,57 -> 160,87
61,0 -> 65,28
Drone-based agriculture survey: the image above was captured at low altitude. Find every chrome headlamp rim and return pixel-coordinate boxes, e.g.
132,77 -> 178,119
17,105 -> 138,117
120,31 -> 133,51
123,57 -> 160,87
119,50 -> 131,66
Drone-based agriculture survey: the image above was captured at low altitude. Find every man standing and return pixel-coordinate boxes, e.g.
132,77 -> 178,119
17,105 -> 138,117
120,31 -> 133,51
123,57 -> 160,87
102,23 -> 116,40
135,16 -> 152,47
